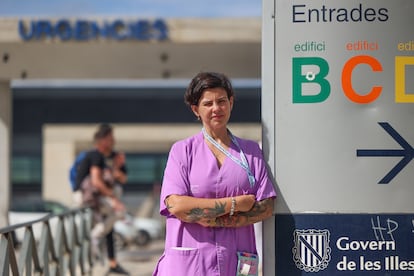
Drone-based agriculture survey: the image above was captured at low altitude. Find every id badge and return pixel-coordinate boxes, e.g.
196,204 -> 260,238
236,251 -> 259,276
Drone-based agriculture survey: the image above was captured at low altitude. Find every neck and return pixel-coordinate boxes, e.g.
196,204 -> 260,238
203,127 -> 230,145
96,145 -> 110,156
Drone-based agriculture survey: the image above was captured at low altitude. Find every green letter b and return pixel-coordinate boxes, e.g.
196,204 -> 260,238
292,57 -> 330,103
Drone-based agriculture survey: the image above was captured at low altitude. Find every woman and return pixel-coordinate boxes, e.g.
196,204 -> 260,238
153,72 -> 276,276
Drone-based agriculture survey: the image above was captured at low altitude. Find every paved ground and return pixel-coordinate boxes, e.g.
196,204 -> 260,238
91,192 -> 164,276
92,239 -> 164,276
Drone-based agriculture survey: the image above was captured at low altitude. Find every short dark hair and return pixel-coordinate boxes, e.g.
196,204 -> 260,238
184,72 -> 234,107
94,123 -> 113,141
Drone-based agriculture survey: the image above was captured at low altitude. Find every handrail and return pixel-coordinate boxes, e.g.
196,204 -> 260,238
0,207 -> 93,275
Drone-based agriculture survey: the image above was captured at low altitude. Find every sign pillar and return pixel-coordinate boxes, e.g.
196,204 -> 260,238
262,0 -> 414,274
0,81 -> 11,228
261,0 -> 276,275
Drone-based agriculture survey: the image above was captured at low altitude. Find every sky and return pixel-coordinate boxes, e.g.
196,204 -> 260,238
0,0 -> 262,18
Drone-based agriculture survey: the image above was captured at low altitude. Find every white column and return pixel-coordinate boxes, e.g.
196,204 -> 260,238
261,0 -> 276,274
0,81 -> 11,228
42,126 -> 78,207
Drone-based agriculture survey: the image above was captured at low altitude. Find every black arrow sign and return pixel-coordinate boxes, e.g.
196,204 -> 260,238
356,122 -> 414,184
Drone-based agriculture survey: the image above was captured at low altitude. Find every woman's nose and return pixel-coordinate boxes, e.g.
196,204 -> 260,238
212,101 -> 220,111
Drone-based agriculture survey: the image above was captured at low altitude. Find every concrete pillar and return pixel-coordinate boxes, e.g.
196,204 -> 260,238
42,126 -> 86,207
0,81 -> 11,228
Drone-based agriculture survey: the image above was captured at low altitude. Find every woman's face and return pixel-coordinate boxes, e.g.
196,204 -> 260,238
191,87 -> 233,131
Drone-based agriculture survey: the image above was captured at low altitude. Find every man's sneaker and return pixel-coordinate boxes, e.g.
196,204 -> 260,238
107,264 -> 130,275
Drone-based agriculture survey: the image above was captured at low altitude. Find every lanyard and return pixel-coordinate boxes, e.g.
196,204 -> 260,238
202,128 -> 256,187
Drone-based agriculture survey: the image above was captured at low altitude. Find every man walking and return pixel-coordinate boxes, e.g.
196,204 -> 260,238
75,123 -> 129,275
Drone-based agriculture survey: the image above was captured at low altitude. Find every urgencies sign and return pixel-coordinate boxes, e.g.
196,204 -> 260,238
18,18 -> 168,41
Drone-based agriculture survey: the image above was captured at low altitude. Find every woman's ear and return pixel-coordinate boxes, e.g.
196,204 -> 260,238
191,105 -> 199,118
230,96 -> 234,110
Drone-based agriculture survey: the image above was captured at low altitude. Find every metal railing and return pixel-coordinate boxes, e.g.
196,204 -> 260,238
0,207 -> 93,276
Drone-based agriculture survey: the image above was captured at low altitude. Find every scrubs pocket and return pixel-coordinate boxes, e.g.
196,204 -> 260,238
165,247 -> 200,275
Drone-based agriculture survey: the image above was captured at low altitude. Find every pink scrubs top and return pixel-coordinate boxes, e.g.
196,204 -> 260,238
153,131 -> 276,276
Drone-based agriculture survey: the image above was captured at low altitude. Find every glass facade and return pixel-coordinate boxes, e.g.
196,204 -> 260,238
11,155 -> 42,185
125,153 -> 168,189
11,80 -> 261,193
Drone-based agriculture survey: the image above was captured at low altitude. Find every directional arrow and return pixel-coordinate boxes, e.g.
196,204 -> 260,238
356,122 -> 414,184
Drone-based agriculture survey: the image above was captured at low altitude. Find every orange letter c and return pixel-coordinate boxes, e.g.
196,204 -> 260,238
342,55 -> 383,104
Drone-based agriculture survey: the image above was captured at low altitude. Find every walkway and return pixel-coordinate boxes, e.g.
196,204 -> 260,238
94,192 -> 164,275
92,239 -> 164,276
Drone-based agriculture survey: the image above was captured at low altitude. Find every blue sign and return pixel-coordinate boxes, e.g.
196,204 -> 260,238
275,214 -> 414,275
18,19 -> 168,41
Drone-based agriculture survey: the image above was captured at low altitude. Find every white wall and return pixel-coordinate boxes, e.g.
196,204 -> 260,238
0,82 -> 11,227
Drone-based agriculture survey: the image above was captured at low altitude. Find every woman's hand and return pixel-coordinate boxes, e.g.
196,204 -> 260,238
234,194 -> 255,212
213,197 -> 275,228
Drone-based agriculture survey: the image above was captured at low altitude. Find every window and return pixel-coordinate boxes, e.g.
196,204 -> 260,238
125,153 -> 168,187
12,155 -> 42,185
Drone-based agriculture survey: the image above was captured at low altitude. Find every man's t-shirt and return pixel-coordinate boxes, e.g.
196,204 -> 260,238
75,150 -> 127,191
75,150 -> 106,190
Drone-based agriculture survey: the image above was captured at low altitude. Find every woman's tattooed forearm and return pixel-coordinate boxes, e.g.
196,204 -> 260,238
186,201 -> 226,222
215,198 -> 273,227
215,214 -> 240,227
242,198 -> 270,217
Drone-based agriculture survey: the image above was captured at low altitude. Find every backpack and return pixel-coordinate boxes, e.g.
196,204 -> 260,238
69,151 -> 87,191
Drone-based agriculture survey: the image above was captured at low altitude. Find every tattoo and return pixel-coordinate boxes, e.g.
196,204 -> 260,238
243,199 -> 270,217
186,201 -> 226,222
215,198 -> 273,227
239,198 -> 273,223
215,214 -> 239,227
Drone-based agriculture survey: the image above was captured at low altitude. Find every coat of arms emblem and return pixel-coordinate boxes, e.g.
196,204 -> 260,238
292,229 -> 331,272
